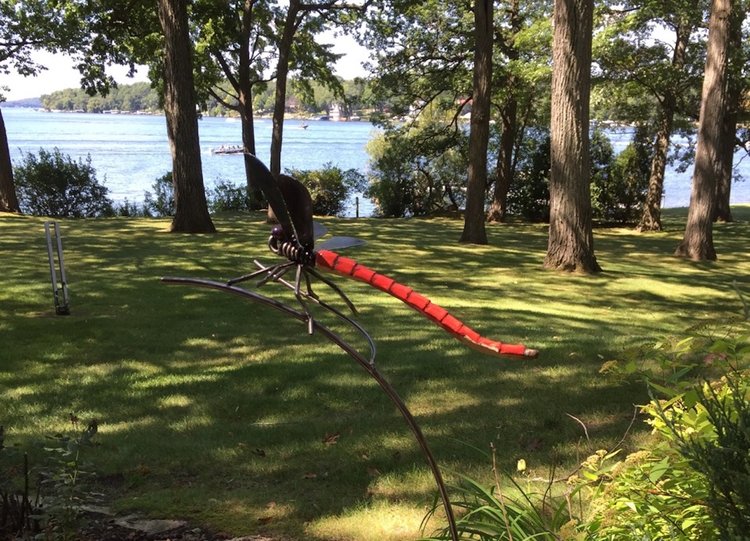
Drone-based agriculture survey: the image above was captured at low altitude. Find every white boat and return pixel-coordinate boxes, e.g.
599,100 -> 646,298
212,145 -> 245,155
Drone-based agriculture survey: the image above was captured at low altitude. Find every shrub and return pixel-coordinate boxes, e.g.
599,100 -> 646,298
143,172 -> 175,217
208,180 -> 250,213
581,321 -> 750,540
114,198 -> 148,217
579,426 -> 718,540
591,125 -> 651,224
366,112 -> 469,217
506,130 -> 551,222
671,373 -> 750,539
365,133 -> 417,217
287,164 -> 366,216
1,421 -> 101,539
14,148 -> 114,217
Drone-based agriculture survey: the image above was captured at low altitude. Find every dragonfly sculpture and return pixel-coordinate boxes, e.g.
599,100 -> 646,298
163,154 -> 538,541
229,154 -> 538,360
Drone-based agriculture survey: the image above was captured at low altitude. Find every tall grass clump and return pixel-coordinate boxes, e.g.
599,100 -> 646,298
421,445 -> 574,540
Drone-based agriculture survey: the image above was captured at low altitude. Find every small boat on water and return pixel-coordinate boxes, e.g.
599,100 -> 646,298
212,145 -> 245,155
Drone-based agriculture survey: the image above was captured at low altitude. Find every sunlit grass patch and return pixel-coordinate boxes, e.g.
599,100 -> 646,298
308,501 -> 429,541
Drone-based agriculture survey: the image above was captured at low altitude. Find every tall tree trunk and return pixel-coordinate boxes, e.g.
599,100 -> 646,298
158,0 -> 215,233
713,5 -> 743,223
639,22 -> 691,232
487,94 -> 517,223
237,2 -> 263,209
270,0 -> 300,178
268,0 -> 300,222
0,108 -> 21,213
675,0 -> 732,260
487,0 -> 520,223
459,0 -> 492,244
240,90 -> 264,208
544,0 -> 600,272
714,85 -> 737,222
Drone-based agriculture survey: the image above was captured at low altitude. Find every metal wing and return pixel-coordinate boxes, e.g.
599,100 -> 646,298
314,222 -> 366,251
313,221 -> 328,240
316,236 -> 366,251
245,153 -> 300,244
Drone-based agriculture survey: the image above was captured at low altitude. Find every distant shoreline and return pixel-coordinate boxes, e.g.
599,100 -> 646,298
2,103 -> 368,122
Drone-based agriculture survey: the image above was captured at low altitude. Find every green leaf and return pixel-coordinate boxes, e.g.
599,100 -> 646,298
648,457 -> 670,483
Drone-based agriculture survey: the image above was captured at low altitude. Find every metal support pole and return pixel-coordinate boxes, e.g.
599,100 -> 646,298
44,221 -> 70,315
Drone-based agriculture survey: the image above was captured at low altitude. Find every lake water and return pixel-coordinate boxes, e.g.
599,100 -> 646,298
4,107 -> 750,215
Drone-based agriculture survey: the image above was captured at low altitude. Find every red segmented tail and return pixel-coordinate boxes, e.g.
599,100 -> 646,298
315,250 -> 538,359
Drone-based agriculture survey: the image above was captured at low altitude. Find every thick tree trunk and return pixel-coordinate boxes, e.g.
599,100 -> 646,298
158,0 -> 215,233
714,93 -> 736,223
0,108 -> 21,213
240,91 -> 264,209
487,0 -> 520,224
459,0 -> 492,244
639,22 -> 691,232
487,97 -> 517,223
713,5 -> 743,223
675,0 -> 732,260
544,0 -> 600,273
267,1 -> 300,222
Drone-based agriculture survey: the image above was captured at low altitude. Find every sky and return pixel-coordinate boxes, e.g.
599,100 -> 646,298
3,34 -> 370,101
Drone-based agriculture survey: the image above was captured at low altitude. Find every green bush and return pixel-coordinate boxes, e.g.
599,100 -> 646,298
673,373 -> 750,539
365,133 -> 417,217
287,164 -> 366,216
365,114 -> 468,217
580,323 -> 750,540
14,148 -> 114,217
579,419 -> 718,540
1,421 -> 101,539
143,172 -> 175,217
591,125 -> 651,224
506,129 -> 551,222
208,180 -> 251,213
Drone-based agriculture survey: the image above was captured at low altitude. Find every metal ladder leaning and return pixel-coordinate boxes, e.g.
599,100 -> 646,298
45,221 -> 70,315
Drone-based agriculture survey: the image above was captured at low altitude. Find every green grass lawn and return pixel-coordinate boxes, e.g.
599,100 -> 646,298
1,207 -> 749,540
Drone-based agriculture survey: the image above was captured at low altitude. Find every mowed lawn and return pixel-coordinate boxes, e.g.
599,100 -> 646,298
1,207 -> 749,540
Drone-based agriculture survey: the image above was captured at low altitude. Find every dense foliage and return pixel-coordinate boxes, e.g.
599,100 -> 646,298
591,125 -> 652,224
40,82 -> 161,113
143,172 -> 175,216
505,129 -> 551,222
286,164 -> 366,216
14,148 -> 113,217
119,165 -> 361,218
367,123 -> 652,224
365,105 -> 469,218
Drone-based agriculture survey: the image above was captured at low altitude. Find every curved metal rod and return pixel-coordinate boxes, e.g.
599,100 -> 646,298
161,276 -> 459,541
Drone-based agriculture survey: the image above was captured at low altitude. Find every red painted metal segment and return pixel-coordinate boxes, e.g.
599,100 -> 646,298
315,249 -> 537,359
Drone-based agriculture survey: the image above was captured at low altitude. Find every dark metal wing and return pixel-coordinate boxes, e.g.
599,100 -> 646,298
245,153 -> 300,245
